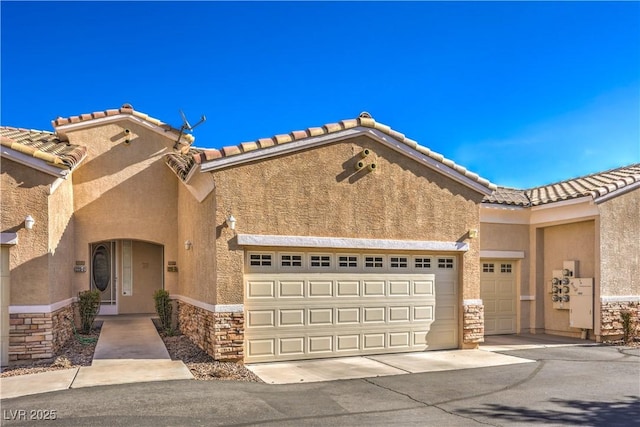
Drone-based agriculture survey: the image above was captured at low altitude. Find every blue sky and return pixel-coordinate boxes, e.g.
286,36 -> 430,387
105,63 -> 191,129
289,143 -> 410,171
2,1 -> 638,188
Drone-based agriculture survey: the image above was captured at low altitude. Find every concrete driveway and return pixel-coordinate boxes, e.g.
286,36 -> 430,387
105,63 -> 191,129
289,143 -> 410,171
246,333 -> 589,384
1,344 -> 637,426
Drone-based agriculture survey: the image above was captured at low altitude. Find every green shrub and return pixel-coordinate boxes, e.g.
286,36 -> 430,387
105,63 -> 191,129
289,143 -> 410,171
621,310 -> 633,344
78,290 -> 100,334
154,289 -> 173,332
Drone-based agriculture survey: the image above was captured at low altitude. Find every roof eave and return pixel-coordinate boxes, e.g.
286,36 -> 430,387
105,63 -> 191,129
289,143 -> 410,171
594,179 -> 640,204
200,127 -> 495,196
1,146 -> 73,178
54,114 -> 193,146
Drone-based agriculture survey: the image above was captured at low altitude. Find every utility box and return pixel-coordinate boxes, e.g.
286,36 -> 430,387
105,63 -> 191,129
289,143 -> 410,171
569,278 -> 593,329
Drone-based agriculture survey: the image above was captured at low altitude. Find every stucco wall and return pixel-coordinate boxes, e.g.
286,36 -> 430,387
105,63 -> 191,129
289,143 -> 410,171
598,190 -> 640,296
65,120 -> 178,299
177,183 -> 217,304
0,159 -> 53,304
543,220 -> 596,335
210,135 -> 484,305
48,176 -> 75,304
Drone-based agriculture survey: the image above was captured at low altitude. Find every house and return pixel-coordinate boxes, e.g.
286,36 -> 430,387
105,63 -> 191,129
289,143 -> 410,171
1,105 -> 638,366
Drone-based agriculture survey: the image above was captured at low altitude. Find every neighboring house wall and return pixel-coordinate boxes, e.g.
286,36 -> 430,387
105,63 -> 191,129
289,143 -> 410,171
542,220 -> 596,337
598,190 -> 640,339
65,121 -> 179,298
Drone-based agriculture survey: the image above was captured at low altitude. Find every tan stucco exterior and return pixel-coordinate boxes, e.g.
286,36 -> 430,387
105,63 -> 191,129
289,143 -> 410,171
1,159 -> 55,304
176,183 -> 218,305
2,110 -> 638,361
210,136 -> 483,305
542,220 -> 596,336
48,176 -> 75,304
598,190 -> 640,296
64,120 -> 179,298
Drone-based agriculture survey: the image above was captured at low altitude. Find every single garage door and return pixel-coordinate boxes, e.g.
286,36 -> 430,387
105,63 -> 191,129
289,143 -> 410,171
244,251 -> 458,362
480,260 -> 517,335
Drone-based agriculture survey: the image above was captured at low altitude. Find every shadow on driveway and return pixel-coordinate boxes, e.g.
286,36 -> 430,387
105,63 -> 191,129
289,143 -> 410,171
456,395 -> 640,426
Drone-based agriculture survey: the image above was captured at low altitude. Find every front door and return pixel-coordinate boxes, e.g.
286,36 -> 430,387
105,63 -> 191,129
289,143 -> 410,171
91,241 -> 117,315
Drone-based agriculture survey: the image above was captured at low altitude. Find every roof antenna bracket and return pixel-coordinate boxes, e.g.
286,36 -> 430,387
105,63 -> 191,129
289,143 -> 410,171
173,110 -> 206,150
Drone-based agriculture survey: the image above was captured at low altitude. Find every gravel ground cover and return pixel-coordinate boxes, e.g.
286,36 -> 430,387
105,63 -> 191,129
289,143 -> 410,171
0,329 -> 100,378
1,323 -> 261,383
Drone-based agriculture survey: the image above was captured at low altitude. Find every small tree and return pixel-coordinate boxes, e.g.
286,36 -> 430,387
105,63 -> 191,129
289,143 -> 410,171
78,290 -> 100,334
154,289 -> 173,332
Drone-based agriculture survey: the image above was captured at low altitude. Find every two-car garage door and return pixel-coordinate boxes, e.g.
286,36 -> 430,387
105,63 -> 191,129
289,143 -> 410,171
244,251 -> 458,363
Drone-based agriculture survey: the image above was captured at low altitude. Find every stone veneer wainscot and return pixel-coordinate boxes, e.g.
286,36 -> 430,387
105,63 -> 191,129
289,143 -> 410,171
177,300 -> 244,361
463,302 -> 485,345
8,304 -> 74,361
600,299 -> 639,341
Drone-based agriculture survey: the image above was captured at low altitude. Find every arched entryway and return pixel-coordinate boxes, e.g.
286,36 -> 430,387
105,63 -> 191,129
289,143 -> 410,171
91,240 -> 164,314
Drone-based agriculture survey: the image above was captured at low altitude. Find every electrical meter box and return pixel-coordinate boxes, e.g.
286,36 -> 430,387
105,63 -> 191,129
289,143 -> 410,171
569,278 -> 593,329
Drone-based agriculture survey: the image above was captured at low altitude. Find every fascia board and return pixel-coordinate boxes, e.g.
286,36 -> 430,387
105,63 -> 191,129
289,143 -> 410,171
1,146 -> 69,178
55,114 -> 186,144
594,180 -> 640,204
200,128 -> 361,172
363,129 -> 494,196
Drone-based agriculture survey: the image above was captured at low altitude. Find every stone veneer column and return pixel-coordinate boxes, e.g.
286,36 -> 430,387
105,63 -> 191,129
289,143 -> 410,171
599,298 -> 639,341
8,304 -> 74,361
462,299 -> 485,347
177,300 -> 245,362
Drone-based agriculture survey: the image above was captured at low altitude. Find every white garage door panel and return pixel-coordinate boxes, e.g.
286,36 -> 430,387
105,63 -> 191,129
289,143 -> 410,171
246,261 -> 458,362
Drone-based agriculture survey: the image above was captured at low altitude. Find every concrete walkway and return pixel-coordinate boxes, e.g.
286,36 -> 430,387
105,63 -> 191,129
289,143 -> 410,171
1,316 -> 193,399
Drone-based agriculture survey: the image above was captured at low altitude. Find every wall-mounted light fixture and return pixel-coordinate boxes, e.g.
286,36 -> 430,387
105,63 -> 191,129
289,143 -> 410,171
184,240 -> 192,251
226,215 -> 236,230
468,229 -> 478,239
25,215 -> 35,230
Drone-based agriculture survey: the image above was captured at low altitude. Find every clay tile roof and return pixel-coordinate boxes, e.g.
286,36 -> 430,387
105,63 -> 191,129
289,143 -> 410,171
483,163 -> 640,206
483,187 -> 530,206
165,113 -> 497,192
0,126 -> 87,170
165,148 -> 200,181
52,104 -> 195,144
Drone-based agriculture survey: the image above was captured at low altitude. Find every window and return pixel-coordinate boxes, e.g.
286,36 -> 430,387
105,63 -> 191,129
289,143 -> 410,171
310,255 -> 331,268
390,256 -> 408,268
338,255 -> 358,268
483,263 -> 494,273
281,254 -> 303,267
249,253 -> 272,267
364,256 -> 384,268
501,263 -> 512,273
414,257 -> 431,269
438,258 -> 454,269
